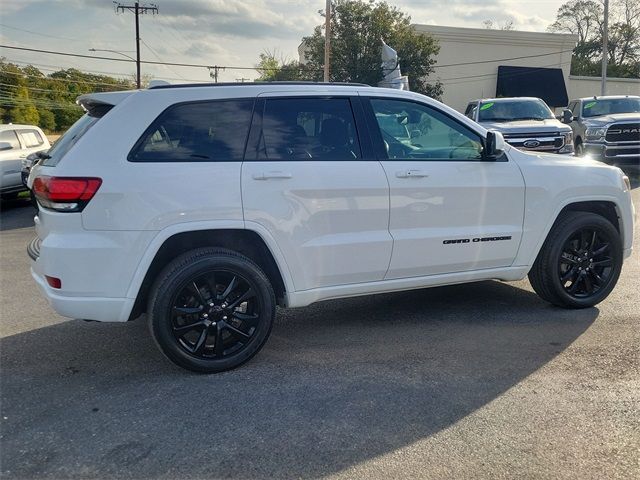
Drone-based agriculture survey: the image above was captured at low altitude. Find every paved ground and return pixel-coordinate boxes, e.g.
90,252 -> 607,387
1,169 -> 638,479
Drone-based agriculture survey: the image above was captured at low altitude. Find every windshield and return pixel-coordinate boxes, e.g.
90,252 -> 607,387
40,108 -> 110,167
582,98 -> 640,118
477,99 -> 554,122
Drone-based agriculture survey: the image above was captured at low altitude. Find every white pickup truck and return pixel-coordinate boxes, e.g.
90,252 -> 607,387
27,83 -> 634,372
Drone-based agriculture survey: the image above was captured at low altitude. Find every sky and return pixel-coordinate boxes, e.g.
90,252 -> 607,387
0,0 -> 567,83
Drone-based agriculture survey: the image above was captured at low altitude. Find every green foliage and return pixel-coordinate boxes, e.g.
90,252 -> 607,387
255,51 -> 315,81
257,0 -> 443,98
549,0 -> 640,78
1,59 -> 134,132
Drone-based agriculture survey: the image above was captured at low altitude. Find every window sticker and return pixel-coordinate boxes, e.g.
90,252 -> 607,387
584,101 -> 597,109
480,102 -> 494,111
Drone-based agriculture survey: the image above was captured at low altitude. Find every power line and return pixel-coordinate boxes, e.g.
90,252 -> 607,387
0,43 -> 577,72
1,69 -> 132,88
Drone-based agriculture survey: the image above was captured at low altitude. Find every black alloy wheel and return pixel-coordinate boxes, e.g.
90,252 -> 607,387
558,228 -> 614,298
171,270 -> 260,359
528,211 -> 623,309
149,248 -> 275,373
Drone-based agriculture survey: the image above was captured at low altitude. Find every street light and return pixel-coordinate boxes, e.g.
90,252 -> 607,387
88,48 -> 138,87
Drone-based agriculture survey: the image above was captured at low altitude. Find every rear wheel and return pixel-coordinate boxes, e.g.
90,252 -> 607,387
148,248 -> 275,373
574,140 -> 585,157
528,212 -> 622,308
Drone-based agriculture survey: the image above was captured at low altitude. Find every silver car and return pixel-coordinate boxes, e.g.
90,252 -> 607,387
0,124 -> 50,200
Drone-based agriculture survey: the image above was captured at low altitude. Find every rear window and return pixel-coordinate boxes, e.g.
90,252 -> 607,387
41,106 -> 111,167
18,129 -> 45,148
129,99 -> 254,162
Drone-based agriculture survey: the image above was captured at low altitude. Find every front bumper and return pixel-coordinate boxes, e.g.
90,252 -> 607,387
584,141 -> 640,165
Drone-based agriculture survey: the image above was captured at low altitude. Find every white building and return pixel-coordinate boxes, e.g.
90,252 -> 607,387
415,25 -> 639,112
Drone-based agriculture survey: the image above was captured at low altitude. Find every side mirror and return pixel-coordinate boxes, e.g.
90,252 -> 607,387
561,109 -> 573,123
0,142 -> 13,151
485,130 -> 505,159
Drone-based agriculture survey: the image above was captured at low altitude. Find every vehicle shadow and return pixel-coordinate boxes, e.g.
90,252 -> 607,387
0,281 -> 597,479
0,200 -> 35,230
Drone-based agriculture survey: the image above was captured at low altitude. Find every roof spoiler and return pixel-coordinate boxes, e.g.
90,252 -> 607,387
76,91 -> 134,116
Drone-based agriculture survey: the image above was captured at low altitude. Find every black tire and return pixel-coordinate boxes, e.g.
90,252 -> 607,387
528,212 -> 623,309
148,248 -> 275,373
574,140 -> 585,157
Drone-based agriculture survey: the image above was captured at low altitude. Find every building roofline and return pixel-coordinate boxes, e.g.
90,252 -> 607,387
413,24 -> 578,48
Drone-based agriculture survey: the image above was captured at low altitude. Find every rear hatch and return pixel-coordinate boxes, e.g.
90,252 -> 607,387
28,91 -> 133,184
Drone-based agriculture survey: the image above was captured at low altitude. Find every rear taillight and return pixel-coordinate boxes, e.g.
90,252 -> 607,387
32,176 -> 102,212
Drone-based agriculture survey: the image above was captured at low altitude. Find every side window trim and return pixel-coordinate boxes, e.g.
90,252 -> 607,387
361,96 -> 497,163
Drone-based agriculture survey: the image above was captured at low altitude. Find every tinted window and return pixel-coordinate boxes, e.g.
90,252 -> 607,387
370,98 -> 483,161
18,129 -> 45,148
0,130 -> 20,150
477,99 -> 555,122
130,99 -> 254,162
258,98 -> 361,161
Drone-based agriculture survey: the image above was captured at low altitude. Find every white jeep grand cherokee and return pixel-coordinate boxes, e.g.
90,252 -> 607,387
27,83 -> 635,373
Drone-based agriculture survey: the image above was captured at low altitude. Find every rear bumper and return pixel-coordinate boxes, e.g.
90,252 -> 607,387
30,267 -> 134,322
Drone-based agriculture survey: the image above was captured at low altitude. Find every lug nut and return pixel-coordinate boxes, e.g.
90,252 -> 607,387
203,313 -> 208,318
222,316 -> 227,320
209,303 -> 214,307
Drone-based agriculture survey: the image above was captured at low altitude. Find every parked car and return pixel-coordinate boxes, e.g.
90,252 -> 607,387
464,97 -> 574,155
565,95 -> 640,166
28,83 -> 634,373
0,124 -> 50,200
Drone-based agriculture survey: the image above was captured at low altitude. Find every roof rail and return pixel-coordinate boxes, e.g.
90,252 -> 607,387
148,81 -> 371,90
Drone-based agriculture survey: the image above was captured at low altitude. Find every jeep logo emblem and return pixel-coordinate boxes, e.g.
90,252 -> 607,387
523,140 -> 540,148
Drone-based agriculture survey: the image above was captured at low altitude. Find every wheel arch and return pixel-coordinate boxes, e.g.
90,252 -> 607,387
526,197 -> 623,269
126,224 -> 294,321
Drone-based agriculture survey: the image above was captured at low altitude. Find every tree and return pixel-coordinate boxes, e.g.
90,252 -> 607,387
255,50 -> 314,81
548,0 -> 640,77
482,19 -> 515,30
291,0 -> 442,98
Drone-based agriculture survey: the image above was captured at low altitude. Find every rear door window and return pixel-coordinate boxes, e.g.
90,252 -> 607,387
255,97 -> 361,161
129,99 -> 254,162
0,130 -> 21,150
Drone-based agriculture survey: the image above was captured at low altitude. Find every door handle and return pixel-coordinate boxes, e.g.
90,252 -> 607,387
252,171 -> 293,180
396,170 -> 429,178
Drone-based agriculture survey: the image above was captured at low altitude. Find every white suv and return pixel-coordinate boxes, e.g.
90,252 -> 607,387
28,83 -> 635,373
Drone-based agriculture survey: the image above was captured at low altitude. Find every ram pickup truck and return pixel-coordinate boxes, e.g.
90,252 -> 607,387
566,95 -> 640,166
465,97 -> 574,155
28,83 -> 634,373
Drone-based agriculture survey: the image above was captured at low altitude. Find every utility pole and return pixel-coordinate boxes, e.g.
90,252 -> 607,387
115,2 -> 158,89
208,66 -> 225,83
324,0 -> 331,82
601,0 -> 609,95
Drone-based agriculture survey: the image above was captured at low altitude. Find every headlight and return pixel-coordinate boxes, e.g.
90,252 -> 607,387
585,127 -> 607,140
559,131 -> 574,153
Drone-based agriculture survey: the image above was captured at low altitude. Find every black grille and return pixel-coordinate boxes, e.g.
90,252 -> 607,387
605,123 -> 640,142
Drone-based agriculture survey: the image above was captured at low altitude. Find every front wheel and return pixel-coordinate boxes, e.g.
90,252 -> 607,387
528,212 -> 623,308
148,248 -> 275,373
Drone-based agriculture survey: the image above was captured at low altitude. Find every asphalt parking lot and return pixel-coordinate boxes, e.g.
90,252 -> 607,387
1,169 -> 638,479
